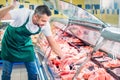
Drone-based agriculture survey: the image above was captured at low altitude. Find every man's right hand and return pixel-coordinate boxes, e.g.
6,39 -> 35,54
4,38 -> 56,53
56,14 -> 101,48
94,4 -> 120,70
11,0 -> 20,9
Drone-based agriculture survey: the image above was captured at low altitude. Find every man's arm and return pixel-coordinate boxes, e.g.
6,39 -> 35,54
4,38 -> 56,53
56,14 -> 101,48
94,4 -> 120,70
46,36 -> 63,58
0,5 -> 14,19
0,0 -> 17,19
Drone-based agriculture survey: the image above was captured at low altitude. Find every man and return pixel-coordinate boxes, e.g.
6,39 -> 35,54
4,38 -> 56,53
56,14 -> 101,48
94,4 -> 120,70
0,1 -> 63,80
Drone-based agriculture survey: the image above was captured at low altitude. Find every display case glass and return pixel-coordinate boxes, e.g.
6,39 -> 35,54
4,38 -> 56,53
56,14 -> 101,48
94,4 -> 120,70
50,0 -> 120,59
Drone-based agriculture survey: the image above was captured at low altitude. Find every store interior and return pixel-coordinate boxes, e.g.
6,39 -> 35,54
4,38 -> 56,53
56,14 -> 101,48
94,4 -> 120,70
0,0 -> 120,80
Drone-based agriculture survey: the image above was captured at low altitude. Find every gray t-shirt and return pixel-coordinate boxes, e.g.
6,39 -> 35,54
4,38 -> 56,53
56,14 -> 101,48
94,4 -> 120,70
9,8 -> 52,36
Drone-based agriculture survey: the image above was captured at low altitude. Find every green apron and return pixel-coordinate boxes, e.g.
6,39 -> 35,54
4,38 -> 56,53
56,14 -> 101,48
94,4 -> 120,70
1,16 -> 41,62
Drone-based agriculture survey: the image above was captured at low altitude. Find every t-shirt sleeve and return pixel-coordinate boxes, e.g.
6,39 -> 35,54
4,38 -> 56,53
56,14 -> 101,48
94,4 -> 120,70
41,22 -> 52,36
9,9 -> 20,20
9,8 -> 30,20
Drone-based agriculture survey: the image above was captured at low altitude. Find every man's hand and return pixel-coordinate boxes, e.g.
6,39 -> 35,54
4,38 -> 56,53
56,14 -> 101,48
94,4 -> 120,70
57,52 -> 68,60
0,0 -> 19,19
11,0 -> 20,9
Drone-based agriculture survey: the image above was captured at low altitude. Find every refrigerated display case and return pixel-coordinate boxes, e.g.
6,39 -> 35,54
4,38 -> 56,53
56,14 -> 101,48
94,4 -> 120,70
0,0 -> 120,80
50,0 -> 120,59
39,0 -> 120,80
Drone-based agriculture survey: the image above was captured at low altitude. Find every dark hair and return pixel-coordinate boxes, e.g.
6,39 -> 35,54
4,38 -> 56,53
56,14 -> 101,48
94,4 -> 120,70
34,5 -> 51,16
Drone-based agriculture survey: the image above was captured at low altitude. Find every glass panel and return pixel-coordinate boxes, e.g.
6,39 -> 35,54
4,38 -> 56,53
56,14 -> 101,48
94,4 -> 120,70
58,1 -> 108,26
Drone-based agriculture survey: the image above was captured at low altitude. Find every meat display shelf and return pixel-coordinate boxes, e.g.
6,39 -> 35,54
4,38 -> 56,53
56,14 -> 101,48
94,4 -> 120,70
46,1 -> 120,79
91,58 -> 120,80
49,0 -> 120,59
48,25 -> 120,80
52,21 -> 120,59
48,1 -> 120,79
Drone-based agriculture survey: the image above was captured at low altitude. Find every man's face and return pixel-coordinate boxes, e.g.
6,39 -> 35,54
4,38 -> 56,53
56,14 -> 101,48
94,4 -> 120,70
33,14 -> 50,27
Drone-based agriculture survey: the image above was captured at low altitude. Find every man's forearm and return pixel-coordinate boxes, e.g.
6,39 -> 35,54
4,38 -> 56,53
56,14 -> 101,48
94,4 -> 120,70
0,5 -> 14,19
46,36 -> 64,58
